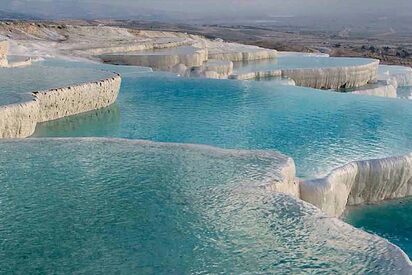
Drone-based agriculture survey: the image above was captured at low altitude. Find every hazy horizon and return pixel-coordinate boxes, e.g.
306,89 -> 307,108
2,0 -> 412,20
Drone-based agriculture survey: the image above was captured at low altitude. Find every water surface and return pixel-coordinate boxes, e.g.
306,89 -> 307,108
34,60 -> 412,178
345,197 -> 412,259
0,139 -> 409,274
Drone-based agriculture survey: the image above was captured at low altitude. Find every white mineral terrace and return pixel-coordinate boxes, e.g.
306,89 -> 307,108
230,57 -> 380,89
300,153 -> 412,217
0,71 -> 121,138
1,24 -> 412,221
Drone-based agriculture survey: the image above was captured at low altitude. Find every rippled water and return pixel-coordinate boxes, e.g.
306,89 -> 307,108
233,56 -> 375,74
34,59 -> 412,178
0,139 -> 409,274
345,198 -> 412,259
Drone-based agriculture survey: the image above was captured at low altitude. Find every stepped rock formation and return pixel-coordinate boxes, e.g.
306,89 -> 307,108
281,60 -> 380,89
351,81 -> 398,98
379,65 -> 412,87
0,75 -> 121,138
300,153 -> 412,217
99,46 -> 208,71
0,22 -> 411,217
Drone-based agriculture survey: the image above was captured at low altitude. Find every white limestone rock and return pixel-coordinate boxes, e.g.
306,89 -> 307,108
0,74 -> 121,138
378,65 -> 412,87
300,153 -> 412,217
99,46 -> 208,71
281,60 -> 380,89
351,81 -> 397,98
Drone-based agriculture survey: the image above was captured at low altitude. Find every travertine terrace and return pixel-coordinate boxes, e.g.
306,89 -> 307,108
0,22 -> 412,221
300,153 -> 412,217
0,74 -> 121,138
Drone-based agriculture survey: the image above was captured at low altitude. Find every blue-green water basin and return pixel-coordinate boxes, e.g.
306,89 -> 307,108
0,138 -> 409,274
233,56 -> 376,74
34,59 -> 412,179
344,197 -> 412,259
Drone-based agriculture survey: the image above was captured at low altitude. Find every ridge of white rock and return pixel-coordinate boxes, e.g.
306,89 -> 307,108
229,70 -> 282,80
281,60 -> 380,89
300,153 -> 412,217
379,65 -> 412,87
351,80 -> 398,98
261,154 -> 300,197
230,59 -> 379,89
74,38 -> 193,57
0,100 -> 39,138
0,74 -> 121,138
99,46 -> 208,71
204,39 -> 278,62
192,59 -> 234,79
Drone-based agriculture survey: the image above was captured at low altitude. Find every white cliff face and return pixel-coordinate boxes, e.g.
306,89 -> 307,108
379,65 -> 412,87
99,46 -> 208,71
281,60 -> 380,89
0,100 -> 39,138
351,81 -> 398,98
193,59 -> 233,79
34,75 -> 121,123
205,39 -> 277,62
300,153 -> 412,217
262,155 -> 300,197
230,58 -> 379,89
229,70 -> 282,80
0,75 -> 121,138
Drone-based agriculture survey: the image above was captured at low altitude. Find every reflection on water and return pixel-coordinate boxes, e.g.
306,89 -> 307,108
33,103 -> 120,137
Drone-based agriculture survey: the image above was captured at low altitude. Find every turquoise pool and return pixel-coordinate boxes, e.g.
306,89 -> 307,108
3,59 -> 411,270
34,59 -> 412,179
345,197 -> 412,258
0,139 -> 408,273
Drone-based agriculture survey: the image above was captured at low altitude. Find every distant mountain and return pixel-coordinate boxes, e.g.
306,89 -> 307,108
0,9 -> 41,20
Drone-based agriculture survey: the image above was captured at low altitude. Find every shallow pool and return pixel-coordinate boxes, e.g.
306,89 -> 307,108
34,60 -> 412,178
345,197 -> 412,258
0,139 -> 408,273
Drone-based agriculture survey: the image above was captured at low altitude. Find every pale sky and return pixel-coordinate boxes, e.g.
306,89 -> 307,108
2,0 -> 412,20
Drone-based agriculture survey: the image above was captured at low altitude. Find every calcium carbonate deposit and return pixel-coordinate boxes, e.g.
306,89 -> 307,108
0,23 -> 412,272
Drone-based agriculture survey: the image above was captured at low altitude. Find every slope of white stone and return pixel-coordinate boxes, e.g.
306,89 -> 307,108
351,82 -> 397,98
379,65 -> 412,87
229,70 -> 282,80
300,153 -> 412,217
206,40 -> 277,62
281,60 -> 380,89
34,75 -> 121,122
0,74 -> 121,138
0,100 -> 39,138
99,46 -> 208,70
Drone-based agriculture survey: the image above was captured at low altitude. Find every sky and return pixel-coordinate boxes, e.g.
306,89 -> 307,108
2,0 -> 412,21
